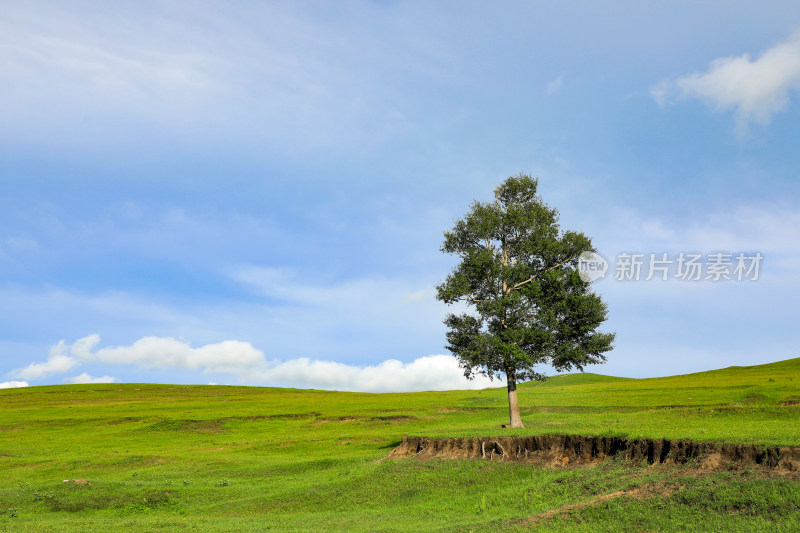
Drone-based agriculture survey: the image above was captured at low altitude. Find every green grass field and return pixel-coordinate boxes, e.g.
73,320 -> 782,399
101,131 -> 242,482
1,358 -> 799,531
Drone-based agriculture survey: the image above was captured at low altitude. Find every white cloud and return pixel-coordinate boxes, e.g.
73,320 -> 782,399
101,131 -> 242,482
62,373 -> 115,384
0,3 -> 453,152
653,31 -> 800,131
0,380 -> 29,389
88,336 -> 266,375
9,340 -> 79,380
403,288 -> 434,303
10,335 -> 499,392
226,266 -> 448,359
0,267 -> 449,367
603,204 -> 800,259
250,354 -> 500,393
229,266 -> 441,315
546,74 -> 564,96
650,80 -> 670,108
0,8 -> 226,129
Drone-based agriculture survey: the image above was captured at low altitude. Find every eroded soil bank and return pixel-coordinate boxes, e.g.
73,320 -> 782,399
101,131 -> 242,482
389,435 -> 800,474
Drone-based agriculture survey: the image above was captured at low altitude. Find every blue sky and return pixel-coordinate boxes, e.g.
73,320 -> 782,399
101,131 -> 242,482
2,1 -> 800,391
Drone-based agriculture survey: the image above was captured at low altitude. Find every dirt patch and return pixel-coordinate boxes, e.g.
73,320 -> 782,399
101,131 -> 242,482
311,415 -> 417,425
115,454 -> 169,467
104,416 -> 144,425
226,413 -> 318,421
143,419 -> 227,433
309,416 -> 358,425
741,394 -> 771,404
62,478 -> 92,485
525,481 -> 685,525
141,413 -> 318,433
779,400 -> 800,406
388,435 -> 800,475
698,451 -> 723,471
373,415 -> 417,422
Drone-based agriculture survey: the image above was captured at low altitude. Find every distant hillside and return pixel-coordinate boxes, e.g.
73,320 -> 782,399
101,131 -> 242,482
520,357 -> 800,389
521,372 -> 632,388
638,356 -> 800,386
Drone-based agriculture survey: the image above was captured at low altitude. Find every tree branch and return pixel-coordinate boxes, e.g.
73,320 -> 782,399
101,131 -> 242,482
510,257 -> 574,290
461,294 -> 489,303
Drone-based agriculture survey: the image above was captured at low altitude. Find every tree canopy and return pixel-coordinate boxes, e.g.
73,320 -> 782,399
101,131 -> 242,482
436,174 -> 615,427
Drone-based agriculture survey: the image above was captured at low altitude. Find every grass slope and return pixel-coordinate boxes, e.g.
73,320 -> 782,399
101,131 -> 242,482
523,372 -> 632,387
0,358 -> 798,531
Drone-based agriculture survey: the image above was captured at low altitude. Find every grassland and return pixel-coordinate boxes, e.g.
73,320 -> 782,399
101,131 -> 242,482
0,358 -> 798,531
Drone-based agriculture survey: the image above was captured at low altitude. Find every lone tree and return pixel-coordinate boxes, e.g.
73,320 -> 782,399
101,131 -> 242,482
436,174 -> 614,428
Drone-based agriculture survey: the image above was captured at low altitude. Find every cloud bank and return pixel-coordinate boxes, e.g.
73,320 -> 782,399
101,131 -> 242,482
63,373 -> 116,385
246,355 -> 499,393
9,340 -> 81,380
0,381 -> 29,389
7,335 -> 501,393
653,31 -> 800,131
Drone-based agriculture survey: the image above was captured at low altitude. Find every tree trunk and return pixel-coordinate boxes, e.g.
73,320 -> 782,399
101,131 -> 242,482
506,373 -> 524,428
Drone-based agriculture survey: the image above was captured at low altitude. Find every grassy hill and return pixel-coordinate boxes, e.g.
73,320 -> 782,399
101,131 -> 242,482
1,358 -> 798,531
522,372 -> 632,387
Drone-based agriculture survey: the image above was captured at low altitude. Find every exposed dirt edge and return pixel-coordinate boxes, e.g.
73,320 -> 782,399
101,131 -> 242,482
388,435 -> 800,474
